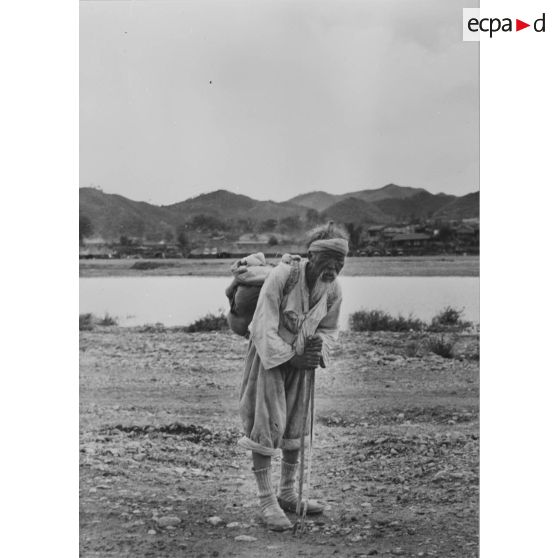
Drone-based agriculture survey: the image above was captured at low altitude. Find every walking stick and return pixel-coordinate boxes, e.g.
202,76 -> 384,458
293,367 -> 316,536
295,369 -> 307,518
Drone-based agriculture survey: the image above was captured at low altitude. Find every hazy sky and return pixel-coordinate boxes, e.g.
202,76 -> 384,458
80,0 -> 479,205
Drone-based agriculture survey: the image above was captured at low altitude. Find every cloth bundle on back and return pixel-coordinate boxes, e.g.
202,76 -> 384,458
225,252 -> 301,337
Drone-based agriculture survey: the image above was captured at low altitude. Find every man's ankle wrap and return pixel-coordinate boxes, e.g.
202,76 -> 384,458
279,460 -> 298,488
253,466 -> 275,498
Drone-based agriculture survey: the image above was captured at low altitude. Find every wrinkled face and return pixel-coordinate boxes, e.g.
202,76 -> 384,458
308,250 -> 346,282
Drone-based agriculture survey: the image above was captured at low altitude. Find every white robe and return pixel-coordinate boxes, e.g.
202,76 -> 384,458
238,259 -> 342,455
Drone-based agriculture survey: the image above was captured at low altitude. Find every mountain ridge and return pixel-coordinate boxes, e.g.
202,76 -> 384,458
80,185 -> 479,240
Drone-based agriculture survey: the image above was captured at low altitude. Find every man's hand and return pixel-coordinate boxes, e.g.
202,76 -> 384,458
306,335 -> 323,353
289,350 -> 321,370
307,335 -> 326,368
289,336 -> 323,370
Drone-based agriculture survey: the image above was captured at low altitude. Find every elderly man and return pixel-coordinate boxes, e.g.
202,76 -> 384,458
238,223 -> 349,531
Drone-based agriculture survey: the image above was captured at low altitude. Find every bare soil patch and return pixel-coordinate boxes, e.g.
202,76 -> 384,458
80,329 -> 478,557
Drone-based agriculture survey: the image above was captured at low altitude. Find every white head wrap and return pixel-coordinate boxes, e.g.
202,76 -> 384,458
308,238 -> 349,256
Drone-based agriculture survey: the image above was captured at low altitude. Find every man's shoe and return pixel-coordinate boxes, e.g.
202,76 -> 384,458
277,496 -> 324,515
253,466 -> 293,531
258,502 -> 293,531
277,459 -> 325,515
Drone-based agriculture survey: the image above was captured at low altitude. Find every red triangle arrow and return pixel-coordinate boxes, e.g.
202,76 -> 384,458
516,19 -> 530,31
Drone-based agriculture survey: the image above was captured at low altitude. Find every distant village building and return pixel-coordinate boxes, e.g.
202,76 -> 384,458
454,222 -> 479,254
189,242 -> 307,259
79,237 -> 115,259
139,240 -> 182,258
455,223 -> 479,241
382,225 -> 414,240
390,233 -> 432,249
236,233 -> 271,245
79,217 -> 479,260
367,225 -> 386,244
462,218 -> 479,226
365,225 -> 422,253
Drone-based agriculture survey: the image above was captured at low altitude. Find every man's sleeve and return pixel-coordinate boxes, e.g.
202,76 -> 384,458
315,282 -> 342,367
250,264 -> 296,370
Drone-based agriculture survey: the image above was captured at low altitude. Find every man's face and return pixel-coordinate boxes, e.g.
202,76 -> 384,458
309,251 -> 346,282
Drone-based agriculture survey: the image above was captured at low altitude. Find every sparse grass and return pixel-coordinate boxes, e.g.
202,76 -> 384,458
404,339 -> 425,358
427,335 -> 456,359
465,341 -> 480,361
79,313 -> 94,331
183,311 -> 229,332
79,312 -> 118,330
350,309 -> 425,332
98,312 -> 118,326
429,306 -> 472,332
139,323 -> 167,333
349,306 -> 475,334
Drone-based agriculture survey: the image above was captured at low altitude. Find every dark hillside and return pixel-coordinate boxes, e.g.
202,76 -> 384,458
79,188 -> 180,240
376,191 -> 456,221
433,191 -> 479,220
322,197 -> 392,224
288,191 -> 342,212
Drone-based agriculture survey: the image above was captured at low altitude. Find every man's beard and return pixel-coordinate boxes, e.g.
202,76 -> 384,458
309,273 -> 331,307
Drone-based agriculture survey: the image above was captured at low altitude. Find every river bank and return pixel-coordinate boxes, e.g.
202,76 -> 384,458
80,328 -> 479,557
79,255 -> 479,278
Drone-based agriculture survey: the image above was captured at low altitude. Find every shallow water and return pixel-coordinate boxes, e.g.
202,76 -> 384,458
79,276 -> 479,329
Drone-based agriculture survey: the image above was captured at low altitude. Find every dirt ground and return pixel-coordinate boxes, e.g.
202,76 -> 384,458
79,256 -> 479,278
80,328 -> 479,558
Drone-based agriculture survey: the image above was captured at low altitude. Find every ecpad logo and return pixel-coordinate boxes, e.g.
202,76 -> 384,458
463,9 -> 546,41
